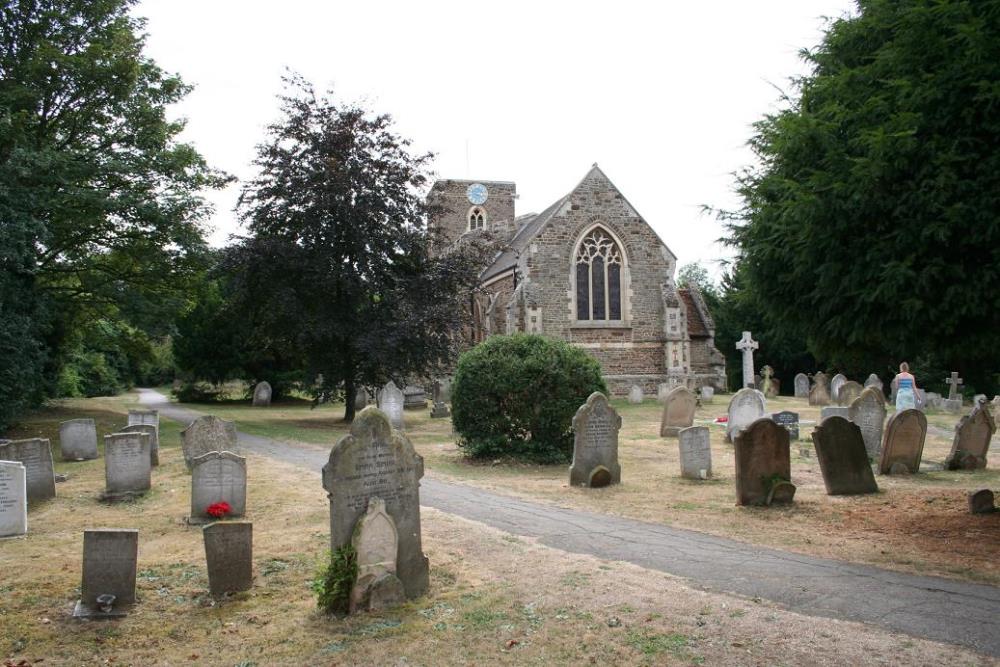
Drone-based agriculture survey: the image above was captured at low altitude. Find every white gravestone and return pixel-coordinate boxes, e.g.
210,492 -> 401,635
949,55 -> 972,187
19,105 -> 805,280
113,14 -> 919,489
678,427 -> 712,479
0,461 -> 28,537
726,388 -> 767,443
735,331 -> 759,389
190,451 -> 247,521
829,374 -> 847,405
378,381 -> 405,431
627,385 -> 644,404
349,497 -> 406,613
252,381 -> 272,407
59,419 -> 98,461
127,409 -> 159,429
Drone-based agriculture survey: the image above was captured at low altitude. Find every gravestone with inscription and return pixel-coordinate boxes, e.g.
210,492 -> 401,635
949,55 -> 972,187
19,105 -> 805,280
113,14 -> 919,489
725,388 -> 767,443
734,418 -> 792,506
0,461 -> 27,537
73,529 -> 138,618
350,497 -> 406,613
945,400 -> 996,470
127,409 -> 159,429
322,406 -> 429,599
181,416 -> 238,469
848,387 -> 886,459
569,392 -> 622,487
0,439 -> 56,504
812,416 -> 878,495
203,522 -> 253,597
378,381 -> 405,431
772,411 -> 800,441
121,424 -> 159,467
794,373 -> 809,398
660,386 -> 697,437
809,372 -> 831,406
878,409 -> 926,474
627,384 -> 643,404
252,381 -> 272,407
190,451 -> 247,521
103,432 -> 151,499
830,374 -> 847,405
838,380 -> 864,406
677,426 -> 712,479
59,419 -> 98,461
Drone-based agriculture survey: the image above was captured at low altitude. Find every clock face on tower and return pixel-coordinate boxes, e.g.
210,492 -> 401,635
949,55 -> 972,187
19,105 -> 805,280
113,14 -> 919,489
466,183 -> 488,205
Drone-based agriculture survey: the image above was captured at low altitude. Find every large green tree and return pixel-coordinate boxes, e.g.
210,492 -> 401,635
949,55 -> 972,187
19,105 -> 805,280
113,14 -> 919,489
725,0 -> 1000,393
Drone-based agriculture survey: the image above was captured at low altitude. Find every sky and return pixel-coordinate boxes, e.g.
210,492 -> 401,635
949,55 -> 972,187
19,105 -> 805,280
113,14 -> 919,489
137,0 -> 857,280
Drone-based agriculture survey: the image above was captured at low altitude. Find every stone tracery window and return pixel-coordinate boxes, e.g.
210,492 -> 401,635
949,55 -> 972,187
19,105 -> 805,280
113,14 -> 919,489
468,206 -> 486,230
575,227 -> 623,321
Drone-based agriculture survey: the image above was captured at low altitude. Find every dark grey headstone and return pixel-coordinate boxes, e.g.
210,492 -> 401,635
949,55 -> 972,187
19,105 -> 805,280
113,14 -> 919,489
811,416 -> 878,495
772,411 -> 800,441
190,451 -> 247,520
73,529 -> 138,618
848,387 -> 886,459
734,418 -> 791,506
0,439 -> 56,504
569,393 -> 622,487
203,522 -> 253,596
968,489 -> 995,515
59,419 -> 98,461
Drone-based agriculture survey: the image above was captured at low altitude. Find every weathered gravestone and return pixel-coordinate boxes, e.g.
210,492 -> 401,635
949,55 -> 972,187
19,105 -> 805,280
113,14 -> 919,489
945,371 -> 963,400
322,406 -> 429,599
354,388 -> 369,412
878,409 -> 927,475
403,385 -> 427,410
252,381 -> 272,407
627,384 -> 643,404
945,400 -> 996,470
430,381 -> 450,419
657,383 -> 670,402
734,418 -> 793,506
660,386 -> 696,437
772,411 -> 800,441
378,381 -> 405,431
0,461 -> 27,538
864,373 -> 884,394
570,392 -> 622,487
103,432 -> 151,499
181,416 -> 238,469
350,497 -> 406,613
190,451 -> 247,521
120,424 -> 159,467
700,386 -> 714,404
848,387 -> 886,460
838,380 -> 864,406
73,529 -> 138,618
811,416 -> 878,495
830,374 -> 847,405
794,373 -> 810,398
127,409 -> 158,429
0,439 -> 56,504
761,366 -> 777,398
809,372 -> 831,406
59,419 -> 98,461
725,388 -> 767,443
677,426 -> 712,479
203,522 -> 253,596
968,489 -> 995,515
821,406 -> 850,421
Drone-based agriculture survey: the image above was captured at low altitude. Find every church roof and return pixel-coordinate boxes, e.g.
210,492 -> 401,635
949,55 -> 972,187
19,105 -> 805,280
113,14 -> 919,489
480,194 -> 571,282
678,288 -> 711,338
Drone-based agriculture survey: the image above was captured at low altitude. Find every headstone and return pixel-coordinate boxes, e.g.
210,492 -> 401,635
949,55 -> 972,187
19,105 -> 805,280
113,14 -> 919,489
403,385 -> 427,410
944,372 -> 963,400
627,384 -> 643,404
349,497 -> 406,613
190,451 -> 247,521
838,380 -> 864,406
73,529 -> 138,618
252,381 -> 272,407
726,388 -> 767,443
734,418 -> 792,506
660,386 -> 697,437
772,411 -> 800,441
569,392 -> 622,487
321,406 -> 428,599
378,381 -> 405,431
942,398 -> 962,414
59,419 -> 98,461
657,383 -> 670,402
794,373 -> 809,398
811,416 -> 878,495
829,374 -> 847,405
809,372 -> 831,406
430,381 -> 450,419
925,392 -> 943,410
848,387 -> 887,460
181,416 -> 238,469
968,489 -> 995,514
0,461 -> 27,537
120,424 -> 159,467
103,432 -> 151,499
203,522 -> 253,596
700,386 -> 714,404
677,426 -> 712,479
879,409 -> 927,475
821,406 -> 850,421
0,439 -> 56,503
735,331 -> 759,389
890,377 -> 899,402
864,374 -> 884,394
127,409 -> 158,428
354,388 -> 369,411
945,400 -> 996,470
761,365 -> 777,398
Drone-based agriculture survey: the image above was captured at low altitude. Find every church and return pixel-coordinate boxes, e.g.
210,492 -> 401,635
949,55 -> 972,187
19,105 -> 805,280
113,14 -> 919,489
428,165 -> 726,395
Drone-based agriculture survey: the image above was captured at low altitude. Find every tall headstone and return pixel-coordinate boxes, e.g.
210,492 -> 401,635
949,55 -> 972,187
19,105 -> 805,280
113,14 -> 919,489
945,400 -> 995,470
725,388 -> 767,443
864,374 -> 884,394
252,381 -> 272,407
190,451 -> 247,521
627,384 -> 643,404
848,387 -> 887,460
127,409 -> 158,429
322,406 -> 428,599
945,372 -> 963,401
734,418 -> 792,506
878,409 -> 926,474
811,416 -> 878,495
809,372 -> 831,406
837,380 -> 864,406
378,381 -> 405,431
659,386 -> 697,437
120,424 -> 159,467
73,529 -> 138,618
772,411 -> 800,441
59,419 -> 98,461
203,522 -> 253,597
103,432 -> 151,499
181,416 -> 238,469
0,439 -> 56,504
829,374 -> 847,405
0,461 -> 28,537
735,331 -> 759,389
794,373 -> 809,398
677,426 -> 712,479
569,392 -> 622,488
350,497 -> 406,613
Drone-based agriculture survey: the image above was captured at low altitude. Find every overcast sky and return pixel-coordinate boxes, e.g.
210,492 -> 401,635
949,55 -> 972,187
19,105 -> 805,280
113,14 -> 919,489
137,0 -> 857,280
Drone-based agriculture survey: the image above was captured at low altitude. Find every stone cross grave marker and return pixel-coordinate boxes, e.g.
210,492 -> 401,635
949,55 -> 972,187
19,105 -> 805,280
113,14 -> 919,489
848,387 -> 886,459
190,451 -> 247,521
322,406 -> 429,599
252,381 -> 272,407
945,372 -> 963,401
0,461 -> 27,538
203,522 -> 253,597
946,400 -> 995,470
570,392 -> 622,488
0,439 -> 56,504
127,409 -> 158,429
794,373 -> 809,398
120,424 -> 159,467
809,372 -> 831,406
181,416 -> 238,469
627,384 -> 643,404
73,529 -> 138,618
660,386 -> 696,437
830,374 -> 847,405
735,331 -> 759,389
878,409 -> 926,474
59,419 -> 98,461
812,416 -> 878,495
103,432 -> 151,499
678,426 -> 712,479
350,497 -> 406,613
772,411 -> 799,441
734,418 -> 792,506
725,388 -> 767,443
378,381 -> 405,431
838,380 -> 864,406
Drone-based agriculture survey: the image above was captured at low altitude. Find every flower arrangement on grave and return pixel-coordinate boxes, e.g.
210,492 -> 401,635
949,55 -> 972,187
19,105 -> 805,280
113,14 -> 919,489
205,501 -> 232,519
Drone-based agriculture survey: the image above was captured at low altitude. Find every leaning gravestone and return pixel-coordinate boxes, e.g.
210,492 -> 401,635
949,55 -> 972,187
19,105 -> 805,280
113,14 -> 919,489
812,416 -> 878,495
59,419 -> 98,461
73,529 -> 138,618
821,406 -> 850,421
569,393 -> 622,487
772,411 -> 800,441
190,451 -> 247,521
677,426 -> 712,479
120,424 -> 159,467
0,439 -> 56,504
0,461 -> 28,538
794,373 -> 809,398
878,409 -> 926,474
181,416 -> 238,469
864,373 -> 884,394
848,387 -> 887,460
660,386 -> 697,437
838,380 -> 864,406
103,432 -> 151,499
945,400 -> 996,470
700,386 -> 714,404
830,374 -> 847,405
203,522 -> 253,597
252,381 -> 272,407
322,406 -> 429,599
809,372 -> 831,406
725,388 -> 767,443
127,409 -> 158,428
350,497 -> 406,613
378,381 -> 405,431
627,385 -> 643,404
734,418 -> 792,506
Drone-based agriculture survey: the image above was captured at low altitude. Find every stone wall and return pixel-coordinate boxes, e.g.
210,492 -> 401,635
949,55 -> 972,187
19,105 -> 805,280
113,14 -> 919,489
428,180 -> 517,247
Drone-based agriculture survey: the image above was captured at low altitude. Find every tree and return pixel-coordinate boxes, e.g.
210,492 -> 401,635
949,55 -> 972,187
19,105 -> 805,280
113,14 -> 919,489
229,76 -> 491,421
676,262 -> 717,301
724,0 -> 1000,393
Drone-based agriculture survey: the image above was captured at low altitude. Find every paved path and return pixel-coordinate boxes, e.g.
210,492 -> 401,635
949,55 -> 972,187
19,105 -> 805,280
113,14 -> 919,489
139,389 -> 1000,657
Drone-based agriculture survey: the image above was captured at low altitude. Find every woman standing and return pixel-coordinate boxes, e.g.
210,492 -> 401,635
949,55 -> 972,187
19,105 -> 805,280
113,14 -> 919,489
893,362 -> 919,410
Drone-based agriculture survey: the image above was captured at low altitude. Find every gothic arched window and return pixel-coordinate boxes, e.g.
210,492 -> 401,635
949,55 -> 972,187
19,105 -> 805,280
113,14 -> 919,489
468,206 -> 486,230
575,227 -> 624,321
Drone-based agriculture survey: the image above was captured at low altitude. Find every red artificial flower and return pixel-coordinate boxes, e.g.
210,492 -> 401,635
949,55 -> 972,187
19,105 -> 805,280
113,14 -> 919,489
206,501 -> 232,518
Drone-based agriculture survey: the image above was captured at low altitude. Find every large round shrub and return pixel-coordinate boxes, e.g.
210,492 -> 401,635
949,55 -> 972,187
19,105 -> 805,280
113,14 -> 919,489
451,334 -> 607,463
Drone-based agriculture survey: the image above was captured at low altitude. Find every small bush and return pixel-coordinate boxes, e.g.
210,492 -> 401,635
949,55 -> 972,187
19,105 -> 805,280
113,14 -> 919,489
312,544 -> 357,614
451,334 -> 607,463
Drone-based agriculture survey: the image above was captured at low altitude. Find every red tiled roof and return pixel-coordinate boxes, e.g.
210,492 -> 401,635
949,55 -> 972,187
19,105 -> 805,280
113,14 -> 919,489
678,289 -> 709,337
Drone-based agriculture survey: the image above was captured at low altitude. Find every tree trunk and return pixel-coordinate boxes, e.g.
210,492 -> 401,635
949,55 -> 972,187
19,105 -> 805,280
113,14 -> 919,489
344,377 -> 357,423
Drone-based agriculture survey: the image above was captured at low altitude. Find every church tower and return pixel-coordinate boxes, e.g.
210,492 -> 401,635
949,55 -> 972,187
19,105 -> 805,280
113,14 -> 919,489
427,179 -> 517,246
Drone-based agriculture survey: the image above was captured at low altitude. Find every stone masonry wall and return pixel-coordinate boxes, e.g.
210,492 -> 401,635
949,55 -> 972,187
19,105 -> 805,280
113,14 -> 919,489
428,180 -> 517,247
